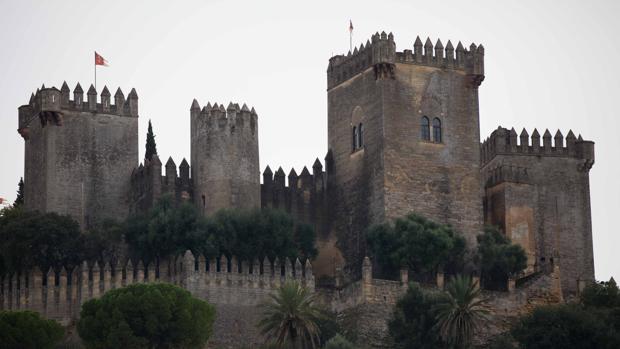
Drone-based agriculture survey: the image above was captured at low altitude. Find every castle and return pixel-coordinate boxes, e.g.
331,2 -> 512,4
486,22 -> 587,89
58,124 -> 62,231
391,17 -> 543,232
8,31 -> 595,346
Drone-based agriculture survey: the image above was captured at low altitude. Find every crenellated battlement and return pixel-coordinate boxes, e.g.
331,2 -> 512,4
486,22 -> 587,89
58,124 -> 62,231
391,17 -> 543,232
18,82 -> 138,139
481,127 -> 595,168
130,155 -> 193,213
261,159 -> 327,229
327,31 -> 484,89
0,250 -> 314,325
190,100 -> 258,136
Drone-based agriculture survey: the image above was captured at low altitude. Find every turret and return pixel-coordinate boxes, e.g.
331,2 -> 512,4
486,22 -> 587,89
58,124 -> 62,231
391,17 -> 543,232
190,99 -> 260,215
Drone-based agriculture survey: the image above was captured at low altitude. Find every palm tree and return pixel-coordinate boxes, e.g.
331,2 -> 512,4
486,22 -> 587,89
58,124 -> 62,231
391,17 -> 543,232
258,281 -> 323,349
434,275 -> 489,349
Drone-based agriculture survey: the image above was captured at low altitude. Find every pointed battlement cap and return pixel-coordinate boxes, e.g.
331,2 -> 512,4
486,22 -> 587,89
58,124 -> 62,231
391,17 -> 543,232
180,158 -> 189,168
166,156 -> 176,168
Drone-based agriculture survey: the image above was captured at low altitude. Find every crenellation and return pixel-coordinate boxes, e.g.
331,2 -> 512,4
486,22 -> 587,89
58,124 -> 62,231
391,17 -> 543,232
328,32 -> 484,90
481,127 -> 595,165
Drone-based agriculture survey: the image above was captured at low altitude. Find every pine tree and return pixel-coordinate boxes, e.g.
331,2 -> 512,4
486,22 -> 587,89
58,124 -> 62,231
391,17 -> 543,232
145,120 -> 157,161
13,177 -> 24,207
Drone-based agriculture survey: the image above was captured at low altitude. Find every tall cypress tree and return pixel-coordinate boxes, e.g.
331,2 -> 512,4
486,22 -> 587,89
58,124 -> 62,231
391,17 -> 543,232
145,120 -> 158,161
13,177 -> 24,207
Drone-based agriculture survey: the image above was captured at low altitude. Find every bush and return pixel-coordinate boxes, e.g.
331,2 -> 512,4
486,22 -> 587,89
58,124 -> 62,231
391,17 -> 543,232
366,213 -> 465,278
324,334 -> 356,349
476,227 -> 527,290
388,282 -> 446,349
0,310 -> 64,349
512,304 -> 619,349
77,283 -> 215,349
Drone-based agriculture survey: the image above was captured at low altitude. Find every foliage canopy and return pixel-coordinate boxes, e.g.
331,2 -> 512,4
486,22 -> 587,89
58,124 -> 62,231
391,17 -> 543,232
366,213 -> 466,278
388,282 -> 445,349
0,310 -> 64,349
476,227 -> 527,290
78,283 -> 215,349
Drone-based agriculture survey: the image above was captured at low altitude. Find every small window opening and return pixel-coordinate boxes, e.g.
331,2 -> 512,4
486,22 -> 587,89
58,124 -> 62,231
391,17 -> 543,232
421,116 -> 430,141
358,123 -> 364,148
433,118 -> 442,143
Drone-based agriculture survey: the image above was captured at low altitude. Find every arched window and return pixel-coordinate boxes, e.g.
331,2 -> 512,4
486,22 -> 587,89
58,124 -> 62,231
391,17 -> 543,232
421,116 -> 430,141
352,126 -> 358,150
358,123 -> 364,148
433,118 -> 442,143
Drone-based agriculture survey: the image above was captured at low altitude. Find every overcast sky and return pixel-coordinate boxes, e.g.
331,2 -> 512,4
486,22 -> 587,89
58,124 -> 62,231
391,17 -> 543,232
0,0 -> 618,280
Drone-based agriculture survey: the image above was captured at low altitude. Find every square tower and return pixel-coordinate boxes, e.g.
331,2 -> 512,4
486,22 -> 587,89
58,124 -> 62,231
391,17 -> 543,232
18,82 -> 139,228
326,32 -> 485,272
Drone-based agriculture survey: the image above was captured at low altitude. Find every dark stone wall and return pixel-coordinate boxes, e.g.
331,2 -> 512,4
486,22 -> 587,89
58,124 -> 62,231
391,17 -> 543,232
21,85 -> 138,228
191,103 -> 259,216
327,67 -> 387,277
381,63 -> 483,246
481,128 -> 596,295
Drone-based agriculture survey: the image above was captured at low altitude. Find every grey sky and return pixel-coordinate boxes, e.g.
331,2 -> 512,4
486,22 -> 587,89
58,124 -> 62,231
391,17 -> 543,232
1,0 -> 618,280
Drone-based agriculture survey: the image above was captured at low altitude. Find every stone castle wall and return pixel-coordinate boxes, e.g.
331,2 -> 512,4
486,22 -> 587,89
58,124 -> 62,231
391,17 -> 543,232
326,32 -> 485,278
191,101 -> 260,216
18,83 -> 139,228
481,127 -> 595,295
0,251 -> 314,348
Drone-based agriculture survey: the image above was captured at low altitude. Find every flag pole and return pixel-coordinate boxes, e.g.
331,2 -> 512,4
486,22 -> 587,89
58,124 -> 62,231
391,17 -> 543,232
94,52 -> 97,90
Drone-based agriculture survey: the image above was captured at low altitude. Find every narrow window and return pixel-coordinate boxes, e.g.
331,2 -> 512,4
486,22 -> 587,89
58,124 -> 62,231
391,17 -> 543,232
201,195 -> 206,209
352,126 -> 358,151
433,118 -> 442,143
421,116 -> 430,141
358,123 -> 364,148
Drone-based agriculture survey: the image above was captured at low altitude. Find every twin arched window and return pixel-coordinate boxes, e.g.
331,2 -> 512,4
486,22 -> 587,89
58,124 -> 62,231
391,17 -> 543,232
421,116 -> 442,143
352,123 -> 364,151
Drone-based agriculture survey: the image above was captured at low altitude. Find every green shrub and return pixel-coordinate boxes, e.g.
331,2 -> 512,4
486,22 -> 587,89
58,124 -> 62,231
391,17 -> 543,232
367,213 -> 465,278
324,334 -> 356,349
78,283 -> 215,349
476,227 -> 527,290
0,310 -> 64,349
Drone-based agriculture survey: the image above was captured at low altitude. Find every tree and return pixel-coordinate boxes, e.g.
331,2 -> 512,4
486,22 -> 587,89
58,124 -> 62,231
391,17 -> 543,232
145,120 -> 157,161
512,304 -> 618,349
581,277 -> 620,309
476,227 -> 527,290
433,275 -> 489,349
0,210 -> 82,272
124,196 -> 203,263
78,283 -> 215,349
366,213 -> 466,279
388,282 -> 445,349
13,178 -> 24,207
0,310 -> 64,349
124,198 -> 317,264
258,281 -> 323,349
324,334 -> 355,349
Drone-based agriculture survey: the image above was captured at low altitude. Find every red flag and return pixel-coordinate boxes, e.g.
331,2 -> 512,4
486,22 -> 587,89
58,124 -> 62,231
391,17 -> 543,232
349,20 -> 353,33
95,52 -> 109,66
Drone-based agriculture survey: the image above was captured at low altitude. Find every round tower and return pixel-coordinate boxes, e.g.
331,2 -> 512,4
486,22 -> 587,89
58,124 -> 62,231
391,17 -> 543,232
190,100 -> 260,215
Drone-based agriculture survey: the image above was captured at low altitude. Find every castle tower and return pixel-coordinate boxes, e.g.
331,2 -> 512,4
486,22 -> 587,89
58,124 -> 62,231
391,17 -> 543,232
481,127 -> 595,295
190,101 -> 259,215
17,83 -> 139,228
326,32 -> 485,273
